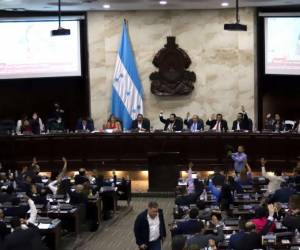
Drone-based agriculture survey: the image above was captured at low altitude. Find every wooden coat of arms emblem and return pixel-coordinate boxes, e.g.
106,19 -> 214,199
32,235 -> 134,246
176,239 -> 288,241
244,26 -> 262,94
150,36 -> 196,96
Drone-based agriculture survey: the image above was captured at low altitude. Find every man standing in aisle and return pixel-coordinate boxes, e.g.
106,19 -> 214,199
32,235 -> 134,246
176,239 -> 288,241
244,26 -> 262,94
230,145 -> 247,175
134,201 -> 166,250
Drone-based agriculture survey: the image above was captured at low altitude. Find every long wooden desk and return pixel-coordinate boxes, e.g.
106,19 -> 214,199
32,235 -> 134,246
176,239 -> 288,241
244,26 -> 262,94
0,132 -> 300,191
0,132 -> 299,171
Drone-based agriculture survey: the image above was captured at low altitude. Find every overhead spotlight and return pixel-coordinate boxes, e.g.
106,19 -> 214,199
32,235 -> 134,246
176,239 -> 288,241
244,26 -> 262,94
221,2 -> 229,7
159,0 -> 168,5
224,0 -> 247,31
103,4 -> 111,9
51,0 -> 70,36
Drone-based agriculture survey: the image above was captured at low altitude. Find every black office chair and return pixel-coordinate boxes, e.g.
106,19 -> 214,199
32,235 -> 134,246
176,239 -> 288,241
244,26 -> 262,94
0,119 -> 15,134
176,116 -> 184,130
248,118 -> 253,131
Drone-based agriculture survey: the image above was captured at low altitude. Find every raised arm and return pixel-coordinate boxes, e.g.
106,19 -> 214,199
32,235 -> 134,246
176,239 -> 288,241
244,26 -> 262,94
260,204 -> 275,235
208,179 -> 221,200
27,198 -> 37,225
187,162 -> 194,185
159,111 -> 167,124
57,157 -> 67,183
184,112 -> 190,126
246,162 -> 252,173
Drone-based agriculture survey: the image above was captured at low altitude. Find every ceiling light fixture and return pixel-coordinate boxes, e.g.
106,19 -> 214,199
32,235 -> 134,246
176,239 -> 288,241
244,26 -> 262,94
51,0 -> 71,36
224,0 -> 247,31
221,2 -> 229,7
103,4 -> 111,9
159,0 -> 167,5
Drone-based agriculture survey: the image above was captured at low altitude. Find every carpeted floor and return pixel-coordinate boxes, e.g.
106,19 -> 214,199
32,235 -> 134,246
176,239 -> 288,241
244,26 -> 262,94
78,197 -> 174,250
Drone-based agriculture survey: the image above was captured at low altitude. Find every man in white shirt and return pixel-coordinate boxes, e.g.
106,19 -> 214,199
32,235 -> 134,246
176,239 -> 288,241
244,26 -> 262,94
134,201 -> 166,250
260,158 -> 285,195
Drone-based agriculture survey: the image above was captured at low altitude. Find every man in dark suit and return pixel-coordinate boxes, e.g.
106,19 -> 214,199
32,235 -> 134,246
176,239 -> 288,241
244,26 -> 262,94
269,182 -> 295,203
131,114 -> 150,132
4,217 -> 45,250
134,201 -> 166,250
209,168 -> 225,186
206,113 -> 228,132
76,117 -> 94,132
69,184 -> 89,205
159,112 -> 183,131
186,216 -> 224,249
272,113 -> 284,132
184,112 -> 204,132
171,208 -> 202,235
232,106 -> 250,131
282,194 -> 300,231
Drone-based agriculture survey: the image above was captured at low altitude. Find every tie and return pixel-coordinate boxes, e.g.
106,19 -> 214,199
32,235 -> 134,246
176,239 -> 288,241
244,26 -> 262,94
217,121 -> 220,131
237,122 -> 240,131
192,123 -> 196,132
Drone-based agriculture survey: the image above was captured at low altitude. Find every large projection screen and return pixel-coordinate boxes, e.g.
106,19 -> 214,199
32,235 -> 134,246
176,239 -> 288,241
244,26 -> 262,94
265,17 -> 300,75
0,19 -> 81,79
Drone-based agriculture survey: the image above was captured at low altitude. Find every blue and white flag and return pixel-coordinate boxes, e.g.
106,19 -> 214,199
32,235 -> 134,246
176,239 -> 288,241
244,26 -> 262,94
111,20 -> 143,130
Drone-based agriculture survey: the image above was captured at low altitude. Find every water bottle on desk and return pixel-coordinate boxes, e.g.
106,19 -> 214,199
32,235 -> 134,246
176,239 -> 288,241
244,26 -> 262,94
174,205 -> 179,215
47,201 -> 51,211
254,192 -> 259,201
57,201 -> 60,213
203,189 -> 207,201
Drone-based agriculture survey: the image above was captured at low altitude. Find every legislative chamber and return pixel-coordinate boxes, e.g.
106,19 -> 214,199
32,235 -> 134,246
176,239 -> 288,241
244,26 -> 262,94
0,0 -> 300,250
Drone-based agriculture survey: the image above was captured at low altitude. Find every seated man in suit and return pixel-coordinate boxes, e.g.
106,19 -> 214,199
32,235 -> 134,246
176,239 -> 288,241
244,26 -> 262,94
159,111 -> 183,131
131,114 -> 150,132
282,194 -> 300,231
184,112 -> 204,132
264,113 -> 274,130
186,215 -> 224,249
232,106 -> 250,131
209,167 -> 225,186
48,116 -> 65,132
30,112 -> 44,135
76,117 -> 94,132
269,182 -> 295,203
171,208 -> 202,235
206,113 -> 228,132
272,113 -> 284,132
69,184 -> 89,205
4,216 -> 45,250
